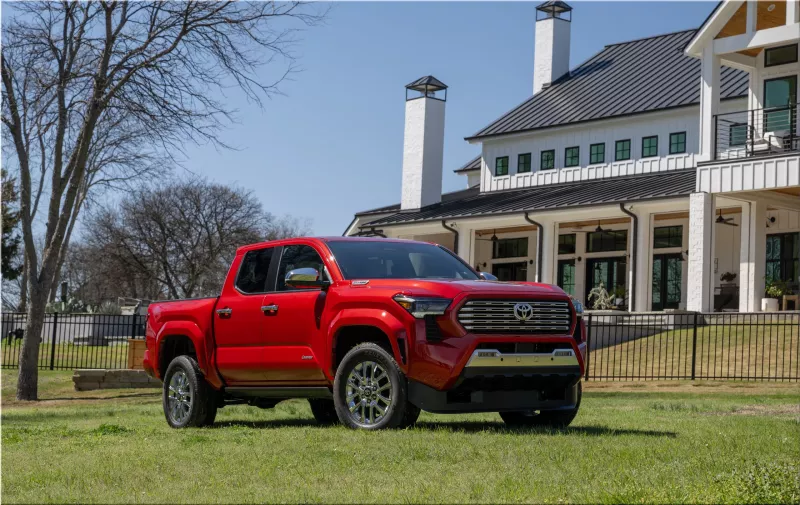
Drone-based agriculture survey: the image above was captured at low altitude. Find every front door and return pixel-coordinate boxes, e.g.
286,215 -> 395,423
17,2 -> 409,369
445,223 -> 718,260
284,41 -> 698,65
763,75 -> 797,133
585,257 -> 627,307
259,244 -> 329,384
557,259 -> 576,296
652,253 -> 682,311
492,261 -> 527,281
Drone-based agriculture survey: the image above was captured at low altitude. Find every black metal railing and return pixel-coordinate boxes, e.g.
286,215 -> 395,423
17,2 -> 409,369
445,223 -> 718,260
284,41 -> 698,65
584,312 -> 799,381
1,313 -> 146,371
714,104 -> 798,160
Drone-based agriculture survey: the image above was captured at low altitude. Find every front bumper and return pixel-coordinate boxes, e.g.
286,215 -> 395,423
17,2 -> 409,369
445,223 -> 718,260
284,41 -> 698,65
408,348 -> 581,413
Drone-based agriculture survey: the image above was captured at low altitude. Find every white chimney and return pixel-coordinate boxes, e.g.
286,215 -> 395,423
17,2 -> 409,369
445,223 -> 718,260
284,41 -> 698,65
401,76 -> 447,211
534,1 -> 572,95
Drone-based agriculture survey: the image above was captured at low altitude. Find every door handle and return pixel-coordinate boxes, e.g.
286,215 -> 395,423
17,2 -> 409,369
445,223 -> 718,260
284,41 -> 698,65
261,304 -> 279,314
216,308 -> 232,317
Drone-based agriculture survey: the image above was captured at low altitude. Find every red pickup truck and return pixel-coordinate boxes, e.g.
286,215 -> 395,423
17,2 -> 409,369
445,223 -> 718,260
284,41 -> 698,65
144,237 -> 586,430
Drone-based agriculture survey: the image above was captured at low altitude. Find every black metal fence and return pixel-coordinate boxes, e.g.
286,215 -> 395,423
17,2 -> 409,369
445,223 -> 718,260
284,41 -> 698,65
584,312 -> 800,381
1,312 -> 146,371
714,104 -> 798,160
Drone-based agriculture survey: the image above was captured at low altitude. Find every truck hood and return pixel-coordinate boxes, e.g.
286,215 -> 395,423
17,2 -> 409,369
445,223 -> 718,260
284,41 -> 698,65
352,278 -> 568,300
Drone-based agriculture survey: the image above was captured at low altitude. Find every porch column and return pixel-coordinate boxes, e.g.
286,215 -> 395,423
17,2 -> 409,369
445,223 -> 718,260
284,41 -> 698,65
456,224 -> 474,265
537,219 -> 557,284
632,209 -> 652,312
738,200 -> 767,312
687,192 -> 715,312
698,44 -> 721,162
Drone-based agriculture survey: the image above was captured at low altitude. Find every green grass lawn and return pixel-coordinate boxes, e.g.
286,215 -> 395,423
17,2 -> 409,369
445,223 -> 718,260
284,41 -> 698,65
2,371 -> 799,504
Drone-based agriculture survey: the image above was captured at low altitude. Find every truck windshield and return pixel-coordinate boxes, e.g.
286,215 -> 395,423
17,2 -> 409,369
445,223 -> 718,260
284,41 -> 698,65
327,240 -> 480,281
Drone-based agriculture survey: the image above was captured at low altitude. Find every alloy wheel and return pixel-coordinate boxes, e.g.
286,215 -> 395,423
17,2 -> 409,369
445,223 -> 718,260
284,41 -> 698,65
167,369 -> 192,424
345,360 -> 393,426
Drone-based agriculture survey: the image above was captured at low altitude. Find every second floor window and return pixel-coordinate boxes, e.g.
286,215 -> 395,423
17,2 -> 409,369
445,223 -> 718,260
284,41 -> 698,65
541,150 -> 555,170
669,132 -> 686,154
642,136 -> 658,157
590,143 -> 605,164
615,139 -> 631,161
495,156 -> 509,176
730,123 -> 748,146
518,153 -> 531,173
565,146 -> 580,167
493,237 -> 528,259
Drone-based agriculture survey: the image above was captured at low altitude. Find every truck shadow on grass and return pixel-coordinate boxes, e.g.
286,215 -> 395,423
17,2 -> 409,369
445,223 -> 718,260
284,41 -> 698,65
211,419 -> 676,437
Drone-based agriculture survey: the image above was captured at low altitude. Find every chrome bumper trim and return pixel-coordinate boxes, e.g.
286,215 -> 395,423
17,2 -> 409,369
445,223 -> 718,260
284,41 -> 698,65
465,348 -> 580,368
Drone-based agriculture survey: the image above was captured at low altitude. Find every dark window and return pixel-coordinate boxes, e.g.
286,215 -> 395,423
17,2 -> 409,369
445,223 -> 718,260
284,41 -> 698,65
615,139 -> 631,161
564,146 -> 580,167
495,156 -> 509,176
540,150 -> 555,170
492,261 -> 527,282
669,132 -> 686,154
642,136 -> 658,157
326,241 -> 478,280
766,233 -> 799,285
730,123 -> 748,146
276,245 -> 326,291
589,143 -> 605,164
653,226 -> 683,249
493,237 -> 529,259
558,234 -> 576,255
557,260 -> 576,296
764,75 -> 797,132
587,230 -> 628,253
765,44 -> 798,67
517,153 -> 532,173
235,248 -> 274,294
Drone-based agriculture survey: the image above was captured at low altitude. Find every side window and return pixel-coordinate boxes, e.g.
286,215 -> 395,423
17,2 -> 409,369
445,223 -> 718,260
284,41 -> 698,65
276,245 -> 326,291
235,248 -> 274,294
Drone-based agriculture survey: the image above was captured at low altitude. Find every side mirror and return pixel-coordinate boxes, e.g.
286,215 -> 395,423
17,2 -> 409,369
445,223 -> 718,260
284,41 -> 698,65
285,268 -> 330,289
479,272 -> 498,281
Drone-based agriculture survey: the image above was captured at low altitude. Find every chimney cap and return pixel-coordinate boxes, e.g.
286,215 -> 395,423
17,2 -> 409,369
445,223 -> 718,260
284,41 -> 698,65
536,0 -> 572,20
405,75 -> 448,93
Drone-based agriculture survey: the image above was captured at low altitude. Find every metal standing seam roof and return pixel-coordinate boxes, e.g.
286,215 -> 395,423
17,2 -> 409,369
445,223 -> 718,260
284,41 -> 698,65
467,29 -> 748,141
453,155 -> 482,174
359,170 -> 696,227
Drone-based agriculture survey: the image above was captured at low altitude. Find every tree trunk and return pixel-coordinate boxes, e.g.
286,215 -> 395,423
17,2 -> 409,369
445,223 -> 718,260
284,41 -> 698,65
16,281 -> 48,401
18,256 -> 28,312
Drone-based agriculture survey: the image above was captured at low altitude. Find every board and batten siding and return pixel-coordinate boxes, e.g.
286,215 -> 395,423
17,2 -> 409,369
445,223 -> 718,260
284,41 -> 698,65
697,154 -> 800,193
479,100 -> 747,193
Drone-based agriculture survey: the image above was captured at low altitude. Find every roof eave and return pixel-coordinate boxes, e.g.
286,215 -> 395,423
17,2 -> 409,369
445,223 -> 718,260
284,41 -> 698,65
684,0 -> 742,58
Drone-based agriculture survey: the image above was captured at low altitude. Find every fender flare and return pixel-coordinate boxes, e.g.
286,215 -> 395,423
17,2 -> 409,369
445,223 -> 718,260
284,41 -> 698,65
155,320 -> 210,375
327,308 -> 409,375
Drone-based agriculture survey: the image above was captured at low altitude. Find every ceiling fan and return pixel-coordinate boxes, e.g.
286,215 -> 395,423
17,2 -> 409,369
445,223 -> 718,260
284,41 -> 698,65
476,229 -> 499,242
715,209 -> 738,227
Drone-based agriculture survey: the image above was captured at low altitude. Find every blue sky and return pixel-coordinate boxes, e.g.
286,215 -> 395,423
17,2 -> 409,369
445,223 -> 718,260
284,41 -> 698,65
182,1 -> 717,236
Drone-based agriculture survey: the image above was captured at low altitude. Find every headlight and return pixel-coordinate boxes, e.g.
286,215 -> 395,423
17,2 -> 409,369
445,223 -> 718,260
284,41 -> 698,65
570,296 -> 584,315
393,294 -> 452,318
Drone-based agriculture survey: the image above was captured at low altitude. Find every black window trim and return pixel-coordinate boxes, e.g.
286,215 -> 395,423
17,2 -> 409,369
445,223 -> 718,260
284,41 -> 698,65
517,152 -> 532,173
764,43 -> 799,68
615,139 -> 632,162
642,135 -> 659,158
564,146 -> 580,168
540,149 -> 556,170
589,142 -> 605,165
668,131 -> 687,155
234,246 -> 279,296
653,225 -> 683,249
495,156 -> 509,176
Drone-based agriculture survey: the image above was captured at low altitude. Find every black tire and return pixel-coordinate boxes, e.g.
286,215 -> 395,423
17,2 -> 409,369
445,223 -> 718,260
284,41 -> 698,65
308,398 -> 339,425
500,382 -> 582,429
333,342 -> 412,430
162,355 -> 218,428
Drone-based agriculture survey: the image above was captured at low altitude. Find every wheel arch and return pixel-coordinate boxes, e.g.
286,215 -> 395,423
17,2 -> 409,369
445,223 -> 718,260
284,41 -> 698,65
328,309 -> 409,377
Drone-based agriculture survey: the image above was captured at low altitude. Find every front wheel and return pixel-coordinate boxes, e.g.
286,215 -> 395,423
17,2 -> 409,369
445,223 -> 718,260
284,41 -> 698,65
162,355 -> 218,428
333,343 -> 414,430
500,383 -> 582,429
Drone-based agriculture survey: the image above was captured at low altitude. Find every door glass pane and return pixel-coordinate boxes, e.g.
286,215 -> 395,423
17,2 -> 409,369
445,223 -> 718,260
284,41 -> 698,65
236,248 -> 274,294
764,76 -> 797,132
276,245 -> 325,291
666,257 -> 682,306
652,257 -> 663,309
558,260 -> 575,296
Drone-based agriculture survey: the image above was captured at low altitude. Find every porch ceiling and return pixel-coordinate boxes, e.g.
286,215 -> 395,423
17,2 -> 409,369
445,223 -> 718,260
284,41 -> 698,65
361,169 -> 697,228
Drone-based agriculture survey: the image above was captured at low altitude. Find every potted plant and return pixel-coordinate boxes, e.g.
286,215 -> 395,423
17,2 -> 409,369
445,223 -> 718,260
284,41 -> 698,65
587,283 -> 616,311
612,285 -> 626,308
762,279 -> 786,312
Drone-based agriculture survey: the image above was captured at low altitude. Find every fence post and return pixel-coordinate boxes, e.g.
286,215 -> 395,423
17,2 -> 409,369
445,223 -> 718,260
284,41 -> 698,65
690,312 -> 698,380
130,314 -> 138,339
49,313 -> 58,371
584,313 -> 592,381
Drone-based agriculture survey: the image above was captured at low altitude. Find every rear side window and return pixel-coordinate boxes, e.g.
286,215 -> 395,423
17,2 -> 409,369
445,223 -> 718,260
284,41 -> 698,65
236,248 -> 274,294
276,245 -> 327,291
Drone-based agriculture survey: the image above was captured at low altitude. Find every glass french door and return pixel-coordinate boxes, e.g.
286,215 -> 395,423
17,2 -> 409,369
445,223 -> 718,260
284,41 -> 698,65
763,76 -> 797,133
557,259 -> 576,296
585,257 -> 627,303
652,253 -> 682,311
492,261 -> 528,282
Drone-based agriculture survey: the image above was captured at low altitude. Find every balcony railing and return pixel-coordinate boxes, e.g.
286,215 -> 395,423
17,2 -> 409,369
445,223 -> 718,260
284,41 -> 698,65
714,104 -> 798,161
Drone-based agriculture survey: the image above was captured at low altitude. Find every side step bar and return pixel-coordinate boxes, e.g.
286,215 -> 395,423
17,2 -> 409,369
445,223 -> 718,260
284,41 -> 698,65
225,387 -> 332,399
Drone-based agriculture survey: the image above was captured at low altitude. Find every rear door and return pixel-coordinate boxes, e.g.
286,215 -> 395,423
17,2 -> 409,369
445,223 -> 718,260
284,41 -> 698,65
259,244 -> 329,383
214,246 -> 277,384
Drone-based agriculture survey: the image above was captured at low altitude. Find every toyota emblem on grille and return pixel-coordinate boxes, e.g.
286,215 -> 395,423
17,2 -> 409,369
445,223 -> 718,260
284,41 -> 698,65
513,303 -> 533,322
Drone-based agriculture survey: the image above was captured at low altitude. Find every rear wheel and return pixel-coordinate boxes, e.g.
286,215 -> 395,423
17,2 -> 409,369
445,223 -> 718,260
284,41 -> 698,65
333,342 -> 413,430
162,355 -> 217,428
500,383 -> 582,429
308,399 -> 339,425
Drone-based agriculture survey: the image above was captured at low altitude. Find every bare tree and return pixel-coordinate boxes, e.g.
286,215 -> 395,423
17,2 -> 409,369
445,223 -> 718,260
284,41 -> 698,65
77,179 -> 309,301
1,1 -> 323,400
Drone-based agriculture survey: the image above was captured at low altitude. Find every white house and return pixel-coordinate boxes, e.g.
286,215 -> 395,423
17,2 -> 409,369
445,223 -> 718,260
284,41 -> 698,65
345,0 -> 800,314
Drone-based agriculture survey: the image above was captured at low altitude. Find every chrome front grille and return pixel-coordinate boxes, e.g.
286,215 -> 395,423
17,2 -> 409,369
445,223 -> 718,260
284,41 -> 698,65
457,299 -> 571,334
